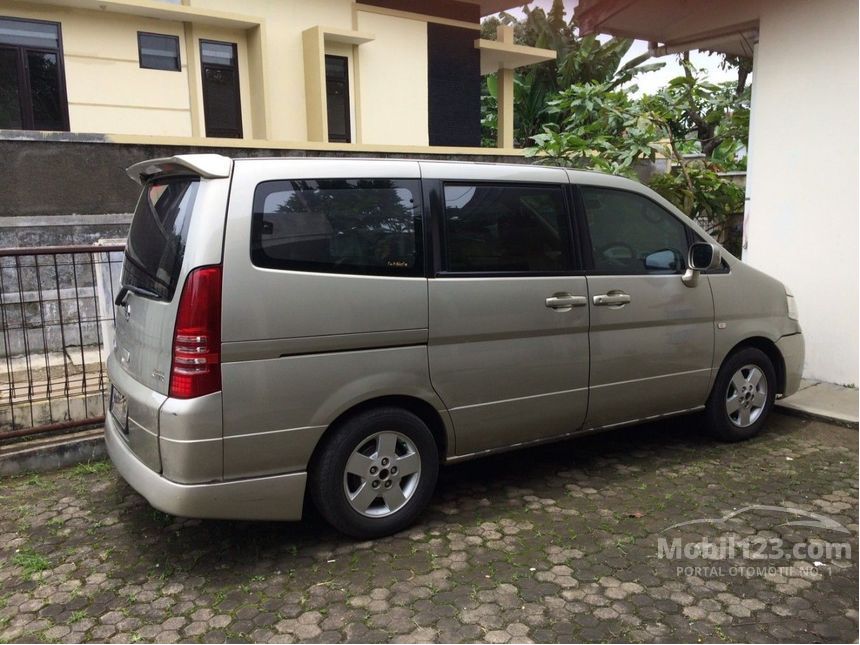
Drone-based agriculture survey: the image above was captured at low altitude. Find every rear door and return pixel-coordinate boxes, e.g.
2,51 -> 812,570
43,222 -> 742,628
576,184 -> 715,429
115,177 -> 200,395
422,162 -> 590,456
111,157 -> 231,470
114,166 -> 230,395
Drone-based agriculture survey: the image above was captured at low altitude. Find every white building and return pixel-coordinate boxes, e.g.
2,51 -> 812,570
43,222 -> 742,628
577,0 -> 859,386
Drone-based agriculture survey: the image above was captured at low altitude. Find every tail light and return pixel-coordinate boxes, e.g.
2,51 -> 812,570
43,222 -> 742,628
169,265 -> 222,399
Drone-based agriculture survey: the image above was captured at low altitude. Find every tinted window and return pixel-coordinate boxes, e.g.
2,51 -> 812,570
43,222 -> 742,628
443,183 -> 573,273
27,51 -> 62,130
123,178 -> 200,301
325,55 -> 350,143
138,33 -> 180,71
0,17 -> 58,48
252,179 -> 422,276
0,48 -> 22,129
0,17 -> 67,131
201,41 -> 235,66
581,186 -> 689,274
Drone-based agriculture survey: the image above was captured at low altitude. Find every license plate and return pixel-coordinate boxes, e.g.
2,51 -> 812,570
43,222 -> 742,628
110,386 -> 129,433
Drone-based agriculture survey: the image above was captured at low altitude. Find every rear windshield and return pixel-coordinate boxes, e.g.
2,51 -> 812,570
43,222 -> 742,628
122,177 -> 200,300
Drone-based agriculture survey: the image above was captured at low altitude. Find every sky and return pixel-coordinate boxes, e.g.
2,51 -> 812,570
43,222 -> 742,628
500,0 -> 739,95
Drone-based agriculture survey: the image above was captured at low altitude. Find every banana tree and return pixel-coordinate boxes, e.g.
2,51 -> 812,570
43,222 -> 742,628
480,0 -> 664,147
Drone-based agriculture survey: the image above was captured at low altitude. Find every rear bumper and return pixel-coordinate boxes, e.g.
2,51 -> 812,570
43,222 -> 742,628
777,332 -> 805,398
105,413 -> 307,521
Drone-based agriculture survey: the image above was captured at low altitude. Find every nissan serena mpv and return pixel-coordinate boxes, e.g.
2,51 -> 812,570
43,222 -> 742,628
106,154 -> 804,538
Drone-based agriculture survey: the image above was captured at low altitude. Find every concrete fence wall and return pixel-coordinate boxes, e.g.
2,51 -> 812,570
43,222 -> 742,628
0,133 -> 531,218
0,133 -> 533,362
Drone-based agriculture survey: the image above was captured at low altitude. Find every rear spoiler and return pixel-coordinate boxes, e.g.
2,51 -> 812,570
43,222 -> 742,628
126,154 -> 232,185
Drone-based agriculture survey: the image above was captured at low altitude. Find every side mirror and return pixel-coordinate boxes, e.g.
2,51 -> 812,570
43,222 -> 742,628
682,242 -> 722,287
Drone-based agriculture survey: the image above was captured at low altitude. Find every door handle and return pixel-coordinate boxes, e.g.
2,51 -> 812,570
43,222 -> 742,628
593,292 -> 632,307
545,293 -> 588,310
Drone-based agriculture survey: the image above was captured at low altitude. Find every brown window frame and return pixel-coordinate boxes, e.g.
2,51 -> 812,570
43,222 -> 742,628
0,15 -> 69,132
199,39 -> 243,139
324,54 -> 351,143
137,31 -> 181,72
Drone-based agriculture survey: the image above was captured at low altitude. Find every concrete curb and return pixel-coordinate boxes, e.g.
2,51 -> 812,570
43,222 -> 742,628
0,428 -> 106,477
774,380 -> 859,430
774,403 -> 859,429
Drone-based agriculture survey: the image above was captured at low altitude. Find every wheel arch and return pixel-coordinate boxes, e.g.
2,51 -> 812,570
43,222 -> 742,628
308,395 -> 451,472
721,336 -> 787,395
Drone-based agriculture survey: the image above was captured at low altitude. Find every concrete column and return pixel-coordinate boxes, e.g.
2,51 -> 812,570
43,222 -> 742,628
496,25 -> 514,149
247,24 -> 271,140
302,26 -> 327,143
183,23 -> 202,138
743,0 -> 858,383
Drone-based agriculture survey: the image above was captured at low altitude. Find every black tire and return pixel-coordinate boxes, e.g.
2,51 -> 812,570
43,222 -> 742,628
705,347 -> 777,442
309,407 -> 439,539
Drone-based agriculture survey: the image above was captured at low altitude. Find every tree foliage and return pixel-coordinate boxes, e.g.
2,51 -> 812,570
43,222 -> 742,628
480,0 -> 663,147
480,2 -> 752,254
526,62 -> 751,255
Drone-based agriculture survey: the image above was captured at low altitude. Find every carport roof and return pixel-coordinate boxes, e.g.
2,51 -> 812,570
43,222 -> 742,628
575,0 -> 760,57
458,0 -> 539,16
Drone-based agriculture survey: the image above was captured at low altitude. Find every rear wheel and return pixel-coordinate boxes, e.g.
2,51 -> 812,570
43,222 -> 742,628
310,407 -> 439,538
705,347 -> 776,441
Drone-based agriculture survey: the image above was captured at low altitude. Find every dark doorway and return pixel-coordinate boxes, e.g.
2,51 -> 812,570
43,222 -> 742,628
325,55 -> 350,143
200,40 -> 242,139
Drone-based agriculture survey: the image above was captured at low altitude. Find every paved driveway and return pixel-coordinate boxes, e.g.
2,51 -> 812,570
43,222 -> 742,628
0,414 -> 857,643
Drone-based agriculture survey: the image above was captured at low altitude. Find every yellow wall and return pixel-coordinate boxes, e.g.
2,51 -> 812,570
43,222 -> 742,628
193,0 -> 431,144
186,23 -> 252,138
193,0 -> 352,142
3,1 -> 193,136
1,0 -> 482,148
355,10 -> 429,146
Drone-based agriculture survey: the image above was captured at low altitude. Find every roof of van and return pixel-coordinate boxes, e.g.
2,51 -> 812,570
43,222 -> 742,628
126,153 -> 642,191
230,155 -> 641,187
229,155 -> 606,171
124,153 -> 723,250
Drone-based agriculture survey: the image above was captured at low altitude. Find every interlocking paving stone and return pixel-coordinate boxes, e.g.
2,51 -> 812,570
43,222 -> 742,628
0,414 -> 856,643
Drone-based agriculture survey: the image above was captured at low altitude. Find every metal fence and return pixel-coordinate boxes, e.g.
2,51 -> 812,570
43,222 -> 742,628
0,244 -> 124,440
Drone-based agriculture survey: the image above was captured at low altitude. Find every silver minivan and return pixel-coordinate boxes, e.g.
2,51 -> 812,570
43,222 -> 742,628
106,154 -> 804,538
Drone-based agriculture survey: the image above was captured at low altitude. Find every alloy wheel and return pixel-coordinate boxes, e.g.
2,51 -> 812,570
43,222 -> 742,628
342,431 -> 421,517
725,364 -> 768,428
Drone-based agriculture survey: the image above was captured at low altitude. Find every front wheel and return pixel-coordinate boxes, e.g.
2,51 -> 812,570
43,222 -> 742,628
309,407 -> 439,538
705,347 -> 777,442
